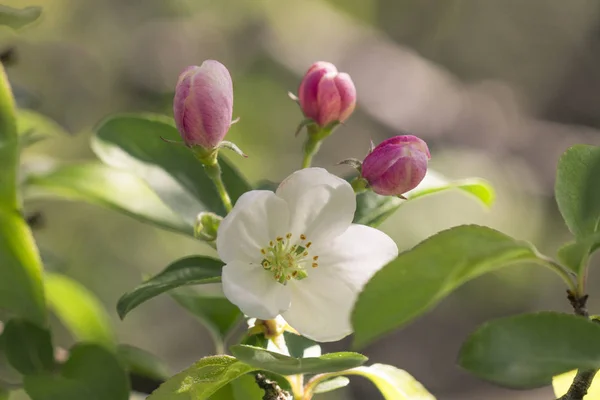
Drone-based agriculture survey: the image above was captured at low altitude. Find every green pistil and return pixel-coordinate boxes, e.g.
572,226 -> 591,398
260,233 -> 319,285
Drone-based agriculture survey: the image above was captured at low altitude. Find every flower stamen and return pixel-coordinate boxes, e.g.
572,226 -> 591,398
260,233 -> 317,285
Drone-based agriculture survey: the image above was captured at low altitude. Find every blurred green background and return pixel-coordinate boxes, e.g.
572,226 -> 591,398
6,0 -> 600,398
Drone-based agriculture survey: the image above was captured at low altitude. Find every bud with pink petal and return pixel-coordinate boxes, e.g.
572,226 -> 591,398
173,60 -> 233,150
297,61 -> 356,128
360,135 -> 431,196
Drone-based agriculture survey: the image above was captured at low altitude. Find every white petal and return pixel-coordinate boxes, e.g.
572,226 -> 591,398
276,168 -> 355,243
312,224 -> 398,292
221,260 -> 291,320
282,273 -> 356,342
217,190 -> 290,264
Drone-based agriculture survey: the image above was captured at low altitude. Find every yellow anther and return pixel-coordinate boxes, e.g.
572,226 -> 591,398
300,234 -> 306,241
276,237 -> 283,242
303,251 -> 308,256
261,249 -> 266,255
286,233 -> 292,239
313,256 -> 319,261
306,242 -> 312,248
312,263 -> 318,268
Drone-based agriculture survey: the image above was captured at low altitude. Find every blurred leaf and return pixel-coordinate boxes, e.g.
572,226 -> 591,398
347,364 -> 435,400
555,145 -> 600,239
553,369 -> 600,399
458,312 -> 600,388
283,332 -> 321,358
0,388 -> 7,400
24,343 -> 129,400
92,114 -> 251,223
170,287 -> 241,346
313,376 -> 350,394
17,109 -> 68,147
2,319 -> 54,375
44,273 -> 116,349
230,345 -> 367,375
354,171 -> 494,227
148,355 -> 257,400
0,6 -> 41,30
117,344 -> 170,381
0,65 -> 46,326
352,225 -> 542,349
24,163 -> 193,236
117,256 -> 223,319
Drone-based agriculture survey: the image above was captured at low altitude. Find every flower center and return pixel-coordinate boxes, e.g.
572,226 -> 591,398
260,233 -> 319,285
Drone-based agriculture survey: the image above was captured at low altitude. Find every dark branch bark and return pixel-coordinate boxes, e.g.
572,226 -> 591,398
255,373 -> 293,400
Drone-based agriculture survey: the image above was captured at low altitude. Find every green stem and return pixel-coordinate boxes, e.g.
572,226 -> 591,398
534,253 -> 578,294
301,136 -> 321,169
204,161 -> 232,213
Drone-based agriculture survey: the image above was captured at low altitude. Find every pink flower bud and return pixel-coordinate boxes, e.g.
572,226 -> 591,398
361,135 -> 431,196
298,61 -> 356,128
173,60 -> 233,149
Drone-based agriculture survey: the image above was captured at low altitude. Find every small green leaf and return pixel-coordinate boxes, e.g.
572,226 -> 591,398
117,344 -> 170,381
92,114 -> 251,222
354,171 -> 494,227
44,273 -> 116,349
24,343 -> 130,400
23,163 -> 193,236
313,376 -> 350,394
0,6 -> 41,30
347,364 -> 434,400
555,145 -> 600,239
117,256 -> 223,319
458,312 -> 600,388
352,225 -> 543,348
17,109 -> 68,147
148,355 -> 258,400
230,345 -> 367,375
2,319 -> 54,375
170,286 -> 241,344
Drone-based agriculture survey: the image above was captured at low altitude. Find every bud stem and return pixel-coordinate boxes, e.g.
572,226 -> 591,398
302,136 -> 322,169
204,160 -> 233,213
350,177 -> 369,193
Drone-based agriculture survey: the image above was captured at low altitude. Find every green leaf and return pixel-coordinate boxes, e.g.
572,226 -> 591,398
352,225 -> 542,348
92,114 -> 251,222
0,6 -> 41,30
148,355 -> 258,400
17,109 -> 68,147
313,376 -> 350,394
2,319 -> 54,375
283,332 -> 321,358
230,345 -> 367,375
211,373 -> 266,400
0,66 -> 46,326
44,273 -> 116,349
458,312 -> 600,388
354,171 -> 494,227
170,286 -> 241,344
23,163 -> 193,236
555,145 -> 600,239
0,388 -> 8,400
117,344 -> 170,381
117,256 -> 223,319
24,343 -> 130,400
346,364 -> 435,400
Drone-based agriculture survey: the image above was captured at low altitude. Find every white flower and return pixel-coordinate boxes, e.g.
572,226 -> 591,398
217,168 -> 398,342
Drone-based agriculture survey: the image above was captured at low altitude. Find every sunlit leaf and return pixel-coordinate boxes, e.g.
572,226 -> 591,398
92,114 -> 251,223
23,163 -> 193,236
347,364 -> 435,399
354,170 -> 494,227
230,345 -> 367,375
148,356 -> 257,400
459,312 -> 600,388
0,65 -> 46,325
352,225 -> 543,348
313,376 -> 350,394
44,273 -> 116,348
117,256 -> 223,319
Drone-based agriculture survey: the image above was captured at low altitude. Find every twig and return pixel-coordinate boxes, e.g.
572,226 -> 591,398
557,291 -> 597,400
255,373 -> 293,400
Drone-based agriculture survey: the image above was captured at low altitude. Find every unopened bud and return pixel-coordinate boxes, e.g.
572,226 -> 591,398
297,62 -> 356,128
361,135 -> 430,196
173,60 -> 234,150
194,211 -> 222,242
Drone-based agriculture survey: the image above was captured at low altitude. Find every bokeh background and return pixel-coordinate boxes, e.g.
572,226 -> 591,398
5,0 -> 600,398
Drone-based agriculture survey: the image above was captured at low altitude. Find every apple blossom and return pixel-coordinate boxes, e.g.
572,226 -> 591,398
217,168 -> 398,342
